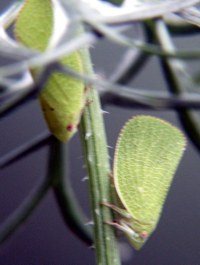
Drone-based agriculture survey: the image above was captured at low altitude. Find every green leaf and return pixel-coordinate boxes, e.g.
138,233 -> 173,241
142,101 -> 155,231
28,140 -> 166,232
15,0 -> 86,142
113,115 -> 186,250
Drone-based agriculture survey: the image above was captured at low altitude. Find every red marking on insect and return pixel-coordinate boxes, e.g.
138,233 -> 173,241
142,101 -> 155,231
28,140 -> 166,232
66,123 -> 76,132
139,231 -> 148,240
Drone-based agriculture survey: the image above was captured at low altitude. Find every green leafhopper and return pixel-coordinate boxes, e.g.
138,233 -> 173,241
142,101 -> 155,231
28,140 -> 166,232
107,116 -> 186,250
14,0 -> 86,142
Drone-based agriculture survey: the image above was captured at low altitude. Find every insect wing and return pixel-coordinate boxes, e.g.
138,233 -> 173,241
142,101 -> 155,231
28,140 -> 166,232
15,0 -> 85,142
113,116 -> 186,248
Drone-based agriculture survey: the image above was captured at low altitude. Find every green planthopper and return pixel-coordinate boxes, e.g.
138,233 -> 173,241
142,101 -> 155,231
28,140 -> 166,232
14,0 -> 87,142
106,115 -> 186,250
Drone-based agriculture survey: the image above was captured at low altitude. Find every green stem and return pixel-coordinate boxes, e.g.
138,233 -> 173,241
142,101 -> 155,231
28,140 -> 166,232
153,19 -> 200,152
79,50 -> 121,264
0,175 -> 50,244
166,21 -> 200,36
85,18 -> 200,60
0,135 -> 93,246
52,139 -> 93,246
0,140 -> 55,244
0,131 -> 51,168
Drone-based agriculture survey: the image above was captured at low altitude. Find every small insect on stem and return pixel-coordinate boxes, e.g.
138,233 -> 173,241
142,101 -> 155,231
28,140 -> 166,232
105,115 -> 186,250
14,0 -> 86,143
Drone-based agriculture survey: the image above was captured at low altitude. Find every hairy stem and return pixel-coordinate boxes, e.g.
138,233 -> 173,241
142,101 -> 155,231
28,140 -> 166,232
79,49 -> 121,264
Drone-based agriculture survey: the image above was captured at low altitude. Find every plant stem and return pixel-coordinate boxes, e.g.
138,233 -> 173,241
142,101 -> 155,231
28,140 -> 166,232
153,19 -> 200,152
0,140 -> 56,244
0,131 -> 51,168
52,139 -> 93,246
79,49 -> 121,264
0,175 -> 50,244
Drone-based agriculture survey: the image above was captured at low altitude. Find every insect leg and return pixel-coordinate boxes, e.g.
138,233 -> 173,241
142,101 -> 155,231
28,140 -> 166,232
105,220 -> 143,242
102,202 -> 132,219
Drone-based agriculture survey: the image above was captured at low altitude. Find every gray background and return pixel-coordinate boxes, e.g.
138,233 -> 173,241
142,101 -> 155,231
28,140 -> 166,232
0,1 -> 200,264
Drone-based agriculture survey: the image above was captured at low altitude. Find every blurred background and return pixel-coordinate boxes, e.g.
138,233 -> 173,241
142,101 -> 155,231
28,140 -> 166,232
0,1 -> 200,264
